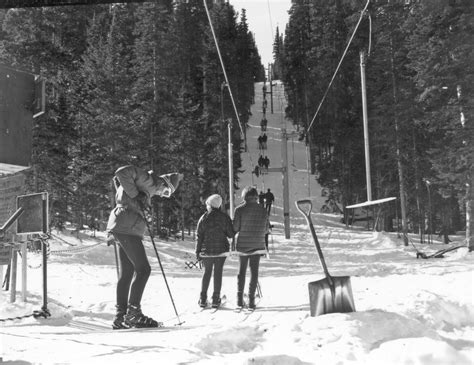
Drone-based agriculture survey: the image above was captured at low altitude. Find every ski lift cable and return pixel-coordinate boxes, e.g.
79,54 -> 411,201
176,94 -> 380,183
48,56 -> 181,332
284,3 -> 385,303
203,0 -> 254,173
267,0 -> 274,42
307,0 -> 371,133
203,0 -> 244,137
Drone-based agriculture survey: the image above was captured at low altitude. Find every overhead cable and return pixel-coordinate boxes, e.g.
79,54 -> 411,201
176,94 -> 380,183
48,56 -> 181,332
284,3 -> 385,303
307,0 -> 371,133
203,0 -> 244,137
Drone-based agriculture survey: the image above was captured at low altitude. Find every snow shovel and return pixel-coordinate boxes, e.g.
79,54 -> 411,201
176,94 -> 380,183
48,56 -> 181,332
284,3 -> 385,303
296,199 -> 356,316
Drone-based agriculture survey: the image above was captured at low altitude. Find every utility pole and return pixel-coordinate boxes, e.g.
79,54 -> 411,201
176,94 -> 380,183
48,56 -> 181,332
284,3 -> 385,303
360,50 -> 372,201
281,128 -> 290,239
221,82 -> 234,219
265,64 -> 276,114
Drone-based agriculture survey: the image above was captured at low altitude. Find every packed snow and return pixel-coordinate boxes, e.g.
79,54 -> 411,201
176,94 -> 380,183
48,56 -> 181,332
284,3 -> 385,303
0,83 -> 472,364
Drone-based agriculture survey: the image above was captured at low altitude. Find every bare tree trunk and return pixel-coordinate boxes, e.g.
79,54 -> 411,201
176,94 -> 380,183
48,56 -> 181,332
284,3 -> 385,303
467,182 -> 473,251
389,36 -> 409,245
412,129 -> 425,243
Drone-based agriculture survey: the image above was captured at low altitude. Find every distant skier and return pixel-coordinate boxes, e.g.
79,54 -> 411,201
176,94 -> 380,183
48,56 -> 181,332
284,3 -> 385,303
195,194 -> 234,308
259,191 -> 265,206
260,118 -> 267,132
262,133 -> 268,150
258,155 -> 265,168
265,188 -> 274,215
263,156 -> 270,169
233,187 -> 270,309
107,165 -> 183,329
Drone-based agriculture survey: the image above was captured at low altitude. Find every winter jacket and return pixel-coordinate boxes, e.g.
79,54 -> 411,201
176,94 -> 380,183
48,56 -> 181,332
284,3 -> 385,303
107,165 -> 167,237
233,199 -> 269,254
196,208 -> 234,257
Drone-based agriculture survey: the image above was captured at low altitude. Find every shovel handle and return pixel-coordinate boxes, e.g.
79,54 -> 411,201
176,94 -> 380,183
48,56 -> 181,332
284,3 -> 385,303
295,200 -> 334,285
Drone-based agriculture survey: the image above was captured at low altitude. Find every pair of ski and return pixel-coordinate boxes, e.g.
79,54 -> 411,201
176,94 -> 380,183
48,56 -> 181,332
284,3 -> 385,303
199,295 -> 227,313
234,305 -> 255,314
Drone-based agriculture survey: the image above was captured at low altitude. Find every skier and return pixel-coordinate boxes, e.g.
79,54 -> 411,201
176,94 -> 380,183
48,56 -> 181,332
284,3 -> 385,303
107,165 -> 183,329
195,194 -> 234,308
260,118 -> 267,132
262,133 -> 268,150
258,155 -> 265,168
258,191 -> 265,206
233,187 -> 269,309
265,188 -> 274,215
264,156 -> 270,169
257,135 -> 263,150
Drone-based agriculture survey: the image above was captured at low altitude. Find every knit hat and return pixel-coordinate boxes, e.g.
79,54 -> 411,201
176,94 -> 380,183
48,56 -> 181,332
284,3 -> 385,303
206,194 -> 222,209
242,186 -> 258,201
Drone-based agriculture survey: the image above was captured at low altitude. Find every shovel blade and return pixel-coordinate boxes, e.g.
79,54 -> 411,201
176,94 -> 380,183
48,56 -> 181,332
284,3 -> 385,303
308,276 -> 356,316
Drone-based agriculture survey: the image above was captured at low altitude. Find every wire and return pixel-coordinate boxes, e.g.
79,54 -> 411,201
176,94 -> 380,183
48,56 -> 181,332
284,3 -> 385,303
202,0 -> 244,137
307,0 -> 371,133
267,0 -> 274,43
203,0 -> 255,185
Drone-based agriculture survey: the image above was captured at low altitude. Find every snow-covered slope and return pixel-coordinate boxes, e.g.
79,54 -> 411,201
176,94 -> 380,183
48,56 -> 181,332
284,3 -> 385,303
0,82 -> 472,365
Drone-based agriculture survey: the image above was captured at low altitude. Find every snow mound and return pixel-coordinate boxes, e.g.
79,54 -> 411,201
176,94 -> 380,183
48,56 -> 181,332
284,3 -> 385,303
300,310 -> 437,351
196,326 -> 264,354
411,294 -> 474,330
366,337 -> 473,365
355,232 -> 400,250
245,354 -> 311,365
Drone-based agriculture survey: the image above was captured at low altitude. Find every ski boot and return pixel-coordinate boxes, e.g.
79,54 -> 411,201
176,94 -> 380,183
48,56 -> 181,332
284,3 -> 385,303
112,305 -> 127,329
124,304 -> 159,328
236,292 -> 244,308
199,294 -> 208,308
248,295 -> 256,310
211,294 -> 221,309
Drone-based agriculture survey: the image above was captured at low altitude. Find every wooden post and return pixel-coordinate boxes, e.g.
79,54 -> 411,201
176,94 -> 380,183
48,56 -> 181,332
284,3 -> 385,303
10,248 -> 17,303
21,242 -> 27,301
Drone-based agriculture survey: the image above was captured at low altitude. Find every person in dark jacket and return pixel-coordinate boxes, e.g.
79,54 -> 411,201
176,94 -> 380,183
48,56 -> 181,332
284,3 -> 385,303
233,187 -> 269,309
107,165 -> 183,329
195,194 -> 234,308
265,188 -> 274,215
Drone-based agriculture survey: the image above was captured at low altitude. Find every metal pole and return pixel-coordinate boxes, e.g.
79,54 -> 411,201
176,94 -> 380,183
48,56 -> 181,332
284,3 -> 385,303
281,128 -> 290,239
222,82 -> 234,219
41,192 -> 49,315
360,50 -> 372,201
228,121 -> 234,219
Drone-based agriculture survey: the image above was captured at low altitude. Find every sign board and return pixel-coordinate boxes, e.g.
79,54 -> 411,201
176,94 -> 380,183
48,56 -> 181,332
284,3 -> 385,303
16,192 -> 49,234
0,64 -> 35,167
0,245 -> 12,265
0,174 -> 26,237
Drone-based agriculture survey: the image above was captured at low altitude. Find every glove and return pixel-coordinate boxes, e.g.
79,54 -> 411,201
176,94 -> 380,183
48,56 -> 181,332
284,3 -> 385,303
106,233 -> 116,246
135,191 -> 149,211
160,173 -> 184,197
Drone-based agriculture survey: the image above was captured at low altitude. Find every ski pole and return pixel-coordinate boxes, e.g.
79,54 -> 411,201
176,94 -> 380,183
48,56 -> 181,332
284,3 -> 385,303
257,281 -> 263,298
142,208 -> 183,325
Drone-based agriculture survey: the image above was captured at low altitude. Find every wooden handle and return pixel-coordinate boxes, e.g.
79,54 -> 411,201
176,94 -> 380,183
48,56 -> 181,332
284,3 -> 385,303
295,200 -> 333,285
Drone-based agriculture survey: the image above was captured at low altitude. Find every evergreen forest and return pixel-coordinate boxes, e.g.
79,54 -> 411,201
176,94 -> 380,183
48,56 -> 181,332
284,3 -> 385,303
0,0 -> 472,249
274,0 -> 473,247
0,0 -> 264,236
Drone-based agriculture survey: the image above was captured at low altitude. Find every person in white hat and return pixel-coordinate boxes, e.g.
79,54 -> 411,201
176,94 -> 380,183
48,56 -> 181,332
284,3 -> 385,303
195,194 -> 234,308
